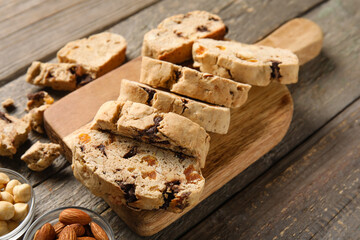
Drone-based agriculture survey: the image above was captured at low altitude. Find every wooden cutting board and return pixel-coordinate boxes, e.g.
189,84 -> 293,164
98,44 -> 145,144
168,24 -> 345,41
44,18 -> 322,236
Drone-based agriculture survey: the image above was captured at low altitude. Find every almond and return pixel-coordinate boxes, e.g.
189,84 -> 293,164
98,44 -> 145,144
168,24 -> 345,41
90,221 -> 109,240
59,208 -> 91,225
53,221 -> 65,236
58,225 -> 77,240
77,237 -> 97,240
70,223 -> 85,236
34,222 -> 56,240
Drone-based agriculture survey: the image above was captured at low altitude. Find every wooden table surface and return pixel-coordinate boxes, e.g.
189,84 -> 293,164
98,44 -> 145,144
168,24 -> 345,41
0,0 -> 359,239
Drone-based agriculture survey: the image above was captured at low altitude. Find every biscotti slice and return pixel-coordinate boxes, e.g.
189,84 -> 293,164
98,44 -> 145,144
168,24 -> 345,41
139,57 -> 251,108
193,39 -> 299,86
21,141 -> 61,171
91,100 -> 210,168
142,11 -> 227,63
118,79 -> 230,134
66,124 -> 204,212
0,111 -> 30,157
57,32 -> 127,78
26,61 -> 96,91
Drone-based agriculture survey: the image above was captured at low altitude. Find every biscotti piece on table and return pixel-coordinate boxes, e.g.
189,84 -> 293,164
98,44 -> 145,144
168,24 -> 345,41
21,141 -> 61,171
26,61 -> 96,91
1,98 -> 15,110
0,111 -> 30,157
91,101 -> 210,168
193,39 -> 299,86
57,32 -> 127,78
142,11 -> 227,63
25,91 -> 54,111
118,79 -> 231,134
66,124 -> 204,212
139,57 -> 251,108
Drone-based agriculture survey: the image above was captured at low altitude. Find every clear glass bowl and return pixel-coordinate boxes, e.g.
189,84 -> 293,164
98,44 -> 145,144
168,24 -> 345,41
24,206 -> 115,240
0,168 -> 35,240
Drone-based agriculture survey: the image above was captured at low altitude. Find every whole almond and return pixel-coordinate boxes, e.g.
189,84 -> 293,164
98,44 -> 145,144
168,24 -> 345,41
77,237 -> 97,240
70,223 -> 85,236
58,225 -> 77,240
59,208 -> 91,225
90,221 -> 109,240
34,222 -> 56,240
53,221 -> 65,236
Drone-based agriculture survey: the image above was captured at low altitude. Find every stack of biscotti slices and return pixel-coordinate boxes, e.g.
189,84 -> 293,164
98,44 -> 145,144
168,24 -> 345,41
67,10 -> 300,214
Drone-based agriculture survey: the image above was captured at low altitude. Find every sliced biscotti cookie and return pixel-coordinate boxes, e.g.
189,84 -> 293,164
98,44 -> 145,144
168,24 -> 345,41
0,111 -> 30,157
142,11 -> 227,64
193,39 -> 299,86
91,100 -> 210,168
118,79 -> 230,134
57,32 -> 127,78
26,61 -> 96,91
67,124 -> 204,212
139,57 -> 251,108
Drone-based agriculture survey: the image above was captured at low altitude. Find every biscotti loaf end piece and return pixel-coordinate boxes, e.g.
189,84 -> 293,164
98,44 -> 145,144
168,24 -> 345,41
193,39 -> 299,86
0,111 -> 30,157
118,79 -> 231,134
139,57 -> 251,108
142,11 -> 227,64
57,32 -> 127,78
91,100 -> 210,168
68,125 -> 204,212
26,61 -> 96,91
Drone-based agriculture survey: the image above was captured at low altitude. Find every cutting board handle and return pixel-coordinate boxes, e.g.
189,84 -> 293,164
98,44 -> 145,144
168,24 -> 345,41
256,18 -> 323,65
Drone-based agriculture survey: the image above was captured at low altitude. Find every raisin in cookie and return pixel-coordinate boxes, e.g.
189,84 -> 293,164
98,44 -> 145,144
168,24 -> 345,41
118,79 -> 230,134
91,101 -> 210,168
66,124 -> 205,212
21,141 -> 61,171
142,11 -> 227,64
57,32 -> 127,78
0,112 -> 30,157
26,61 -> 96,91
193,39 -> 299,86
139,57 -> 251,108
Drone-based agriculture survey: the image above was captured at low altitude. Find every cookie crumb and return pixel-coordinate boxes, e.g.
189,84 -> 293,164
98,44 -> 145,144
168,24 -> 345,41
1,98 -> 15,110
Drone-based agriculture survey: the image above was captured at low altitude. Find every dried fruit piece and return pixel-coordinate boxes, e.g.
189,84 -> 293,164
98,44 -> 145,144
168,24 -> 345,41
59,208 -> 91,225
90,221 -> 109,240
78,133 -> 91,144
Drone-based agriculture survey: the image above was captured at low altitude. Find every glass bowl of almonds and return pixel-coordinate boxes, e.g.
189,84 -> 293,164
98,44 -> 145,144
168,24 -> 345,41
24,206 -> 115,240
0,168 -> 35,240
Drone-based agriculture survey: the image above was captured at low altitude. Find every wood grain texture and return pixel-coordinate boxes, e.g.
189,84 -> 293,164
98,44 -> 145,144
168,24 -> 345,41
2,0 -> 355,239
0,0 -> 159,86
181,85 -> 360,240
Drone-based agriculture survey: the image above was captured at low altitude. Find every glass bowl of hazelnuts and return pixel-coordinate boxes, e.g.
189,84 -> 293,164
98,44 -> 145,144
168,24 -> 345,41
0,168 -> 35,240
24,206 -> 115,240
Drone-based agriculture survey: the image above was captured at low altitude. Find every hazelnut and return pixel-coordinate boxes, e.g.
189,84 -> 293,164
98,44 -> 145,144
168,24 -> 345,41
0,220 -> 9,236
13,184 -> 31,203
0,201 -> 15,221
5,179 -> 21,195
7,221 -> 19,232
12,203 -> 29,221
0,192 -> 14,203
0,173 -> 10,185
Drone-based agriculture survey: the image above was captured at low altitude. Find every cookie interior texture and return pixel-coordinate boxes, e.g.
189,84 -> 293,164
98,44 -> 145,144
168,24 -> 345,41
69,125 -> 205,213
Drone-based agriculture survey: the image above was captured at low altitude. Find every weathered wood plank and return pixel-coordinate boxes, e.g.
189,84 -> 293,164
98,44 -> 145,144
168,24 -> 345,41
0,0 -> 159,86
180,88 -> 360,240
